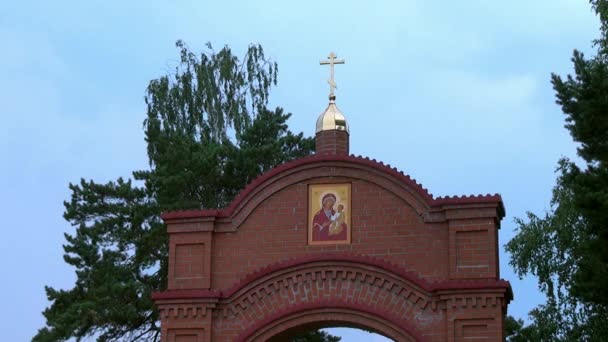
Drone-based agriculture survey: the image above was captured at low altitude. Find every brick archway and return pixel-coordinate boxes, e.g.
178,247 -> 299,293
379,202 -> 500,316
239,305 -> 418,342
153,154 -> 512,341
214,255 -> 436,341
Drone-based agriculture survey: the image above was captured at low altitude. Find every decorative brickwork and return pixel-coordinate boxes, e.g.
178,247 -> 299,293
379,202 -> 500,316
154,154 -> 511,341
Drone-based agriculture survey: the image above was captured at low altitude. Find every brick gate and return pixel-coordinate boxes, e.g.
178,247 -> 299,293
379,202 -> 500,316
153,93 -> 512,341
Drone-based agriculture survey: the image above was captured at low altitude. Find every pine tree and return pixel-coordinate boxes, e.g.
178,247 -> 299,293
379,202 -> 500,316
505,1 -> 608,340
34,41 -> 318,341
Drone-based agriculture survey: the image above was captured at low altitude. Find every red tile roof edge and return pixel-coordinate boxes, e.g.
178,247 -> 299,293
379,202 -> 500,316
161,154 -> 504,220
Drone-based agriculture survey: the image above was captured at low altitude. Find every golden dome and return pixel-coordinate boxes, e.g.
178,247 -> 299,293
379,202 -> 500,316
316,96 -> 349,134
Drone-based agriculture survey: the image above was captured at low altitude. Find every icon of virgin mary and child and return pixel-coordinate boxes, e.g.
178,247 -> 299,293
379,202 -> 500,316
312,193 -> 348,241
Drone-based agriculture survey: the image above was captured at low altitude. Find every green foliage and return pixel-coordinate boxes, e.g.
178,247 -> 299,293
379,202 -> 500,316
506,1 -> 608,340
140,39 -> 279,210
506,163 -> 608,341
551,47 -> 608,308
504,315 -> 536,342
34,41 -> 314,341
591,0 -> 608,55
291,330 -> 341,342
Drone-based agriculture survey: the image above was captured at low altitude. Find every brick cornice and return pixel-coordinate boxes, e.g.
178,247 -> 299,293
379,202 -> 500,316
153,253 -> 512,306
153,289 -> 220,300
156,302 -> 215,319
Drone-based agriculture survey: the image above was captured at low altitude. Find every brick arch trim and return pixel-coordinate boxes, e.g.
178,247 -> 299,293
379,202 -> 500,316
236,301 -> 425,342
161,154 -> 504,225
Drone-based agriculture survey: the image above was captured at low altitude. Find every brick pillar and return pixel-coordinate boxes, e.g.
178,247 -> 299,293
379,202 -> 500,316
315,130 -> 349,155
156,216 -> 217,341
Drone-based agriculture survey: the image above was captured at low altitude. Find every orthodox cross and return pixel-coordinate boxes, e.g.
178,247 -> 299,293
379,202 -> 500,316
320,52 -> 345,98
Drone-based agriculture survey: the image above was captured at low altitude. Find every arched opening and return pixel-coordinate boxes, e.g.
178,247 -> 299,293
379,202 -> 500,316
322,328 -> 394,341
271,324 -> 394,342
237,306 -> 422,342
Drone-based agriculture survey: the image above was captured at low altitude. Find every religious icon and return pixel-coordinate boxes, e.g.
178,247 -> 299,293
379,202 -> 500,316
308,183 -> 351,245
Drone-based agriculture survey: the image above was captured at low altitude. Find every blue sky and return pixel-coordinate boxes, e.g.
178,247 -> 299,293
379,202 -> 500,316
0,0 -> 599,340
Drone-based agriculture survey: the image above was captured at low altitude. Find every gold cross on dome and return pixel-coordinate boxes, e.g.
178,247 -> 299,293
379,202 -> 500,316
320,52 -> 345,98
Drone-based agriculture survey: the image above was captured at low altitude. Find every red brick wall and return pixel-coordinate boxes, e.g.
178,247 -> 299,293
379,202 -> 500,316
169,231 -> 212,290
450,218 -> 498,279
315,130 -> 349,155
211,179 -> 449,290
154,156 -> 510,342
